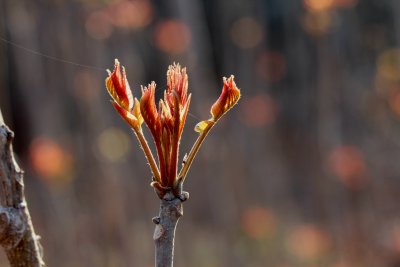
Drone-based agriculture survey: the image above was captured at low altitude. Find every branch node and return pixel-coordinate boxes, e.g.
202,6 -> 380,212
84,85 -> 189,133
182,153 -> 188,166
18,202 -> 27,209
178,191 -> 189,202
162,192 -> 175,201
152,216 -> 161,224
5,127 -> 14,142
0,207 -> 26,250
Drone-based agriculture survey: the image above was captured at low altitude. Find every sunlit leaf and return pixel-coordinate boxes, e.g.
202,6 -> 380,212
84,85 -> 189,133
210,76 -> 241,121
194,120 -> 211,133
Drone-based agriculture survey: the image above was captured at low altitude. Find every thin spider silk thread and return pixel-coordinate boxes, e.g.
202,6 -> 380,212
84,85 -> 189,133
0,36 -> 106,72
0,35 -> 202,121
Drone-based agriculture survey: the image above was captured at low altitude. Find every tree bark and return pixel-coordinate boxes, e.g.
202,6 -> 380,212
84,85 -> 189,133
153,192 -> 187,267
0,109 -> 45,267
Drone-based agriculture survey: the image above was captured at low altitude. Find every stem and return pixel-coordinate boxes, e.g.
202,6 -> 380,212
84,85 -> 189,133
134,127 -> 161,183
177,121 -> 215,183
153,192 -> 186,267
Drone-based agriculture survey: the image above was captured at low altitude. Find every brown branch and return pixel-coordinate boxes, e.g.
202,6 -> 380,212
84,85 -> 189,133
152,191 -> 188,267
0,109 -> 45,267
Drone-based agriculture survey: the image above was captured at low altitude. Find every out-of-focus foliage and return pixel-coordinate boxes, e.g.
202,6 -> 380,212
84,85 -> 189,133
1,0 -> 400,266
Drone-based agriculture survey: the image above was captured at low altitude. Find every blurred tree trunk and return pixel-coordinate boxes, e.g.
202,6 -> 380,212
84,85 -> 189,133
0,108 -> 45,267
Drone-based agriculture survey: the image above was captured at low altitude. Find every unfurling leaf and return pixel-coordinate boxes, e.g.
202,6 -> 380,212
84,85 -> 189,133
132,98 -> 143,126
112,102 -> 140,128
194,120 -> 212,133
105,59 -> 133,111
210,75 -> 241,122
106,59 -> 143,129
140,82 -> 159,134
105,60 -> 241,198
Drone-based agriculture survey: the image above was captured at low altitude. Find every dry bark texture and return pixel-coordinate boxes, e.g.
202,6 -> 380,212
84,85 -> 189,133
0,110 -> 45,267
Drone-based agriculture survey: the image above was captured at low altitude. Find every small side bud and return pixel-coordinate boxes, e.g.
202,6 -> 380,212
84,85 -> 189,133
210,75 -> 241,122
105,59 -> 134,111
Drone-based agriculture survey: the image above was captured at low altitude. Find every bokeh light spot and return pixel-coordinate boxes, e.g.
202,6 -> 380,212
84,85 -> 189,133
328,145 -> 368,190
287,224 -> 331,260
153,19 -> 191,54
388,90 -> 400,117
377,48 -> 400,83
302,11 -> 332,36
239,94 -> 278,128
230,17 -> 263,49
96,127 -> 131,162
85,10 -> 113,40
304,0 -> 334,12
375,49 -> 400,103
73,70 -> 100,100
30,137 -> 73,183
106,0 -> 153,29
257,51 -> 287,82
390,224 -> 400,253
241,206 -> 277,239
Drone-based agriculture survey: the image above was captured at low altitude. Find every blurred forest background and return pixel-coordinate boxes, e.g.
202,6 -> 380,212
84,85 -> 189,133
1,0 -> 400,266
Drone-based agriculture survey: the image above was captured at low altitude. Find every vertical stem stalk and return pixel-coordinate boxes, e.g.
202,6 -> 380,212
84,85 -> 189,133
153,193 -> 183,267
